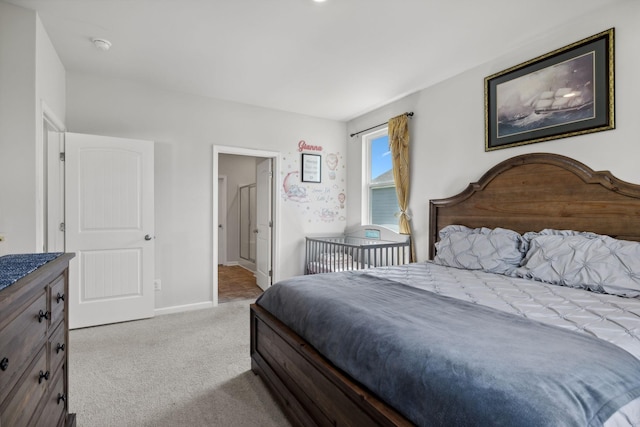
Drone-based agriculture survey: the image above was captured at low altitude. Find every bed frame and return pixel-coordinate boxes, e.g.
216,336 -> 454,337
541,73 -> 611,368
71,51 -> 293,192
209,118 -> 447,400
250,153 -> 640,426
428,152 -> 640,259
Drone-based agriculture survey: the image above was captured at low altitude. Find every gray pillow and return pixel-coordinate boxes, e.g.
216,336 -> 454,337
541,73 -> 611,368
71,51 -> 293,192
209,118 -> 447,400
520,229 -> 598,254
434,225 -> 526,275
518,233 -> 640,297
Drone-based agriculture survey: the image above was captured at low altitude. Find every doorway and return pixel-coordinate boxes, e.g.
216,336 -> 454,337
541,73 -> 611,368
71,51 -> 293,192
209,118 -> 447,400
40,106 -> 156,328
212,146 -> 279,305
40,102 -> 66,254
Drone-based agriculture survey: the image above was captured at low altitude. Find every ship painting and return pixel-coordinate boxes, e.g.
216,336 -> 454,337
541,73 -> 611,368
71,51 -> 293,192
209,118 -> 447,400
532,84 -> 593,115
496,52 -> 595,139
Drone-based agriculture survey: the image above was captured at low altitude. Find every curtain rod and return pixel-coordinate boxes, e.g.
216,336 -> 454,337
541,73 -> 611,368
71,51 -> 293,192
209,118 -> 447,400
349,112 -> 414,138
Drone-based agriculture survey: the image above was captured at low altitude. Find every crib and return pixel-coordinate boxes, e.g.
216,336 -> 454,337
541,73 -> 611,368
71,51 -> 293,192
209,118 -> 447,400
305,225 -> 410,274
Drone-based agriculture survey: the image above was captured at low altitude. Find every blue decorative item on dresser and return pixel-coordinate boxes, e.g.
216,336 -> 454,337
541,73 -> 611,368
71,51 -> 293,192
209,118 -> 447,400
0,253 -> 63,290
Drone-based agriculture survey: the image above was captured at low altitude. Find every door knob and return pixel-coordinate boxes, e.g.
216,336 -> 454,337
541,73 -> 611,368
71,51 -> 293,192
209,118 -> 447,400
144,234 -> 153,241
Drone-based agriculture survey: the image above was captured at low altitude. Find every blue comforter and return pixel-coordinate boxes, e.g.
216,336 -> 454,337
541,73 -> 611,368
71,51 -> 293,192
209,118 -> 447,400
256,270 -> 640,426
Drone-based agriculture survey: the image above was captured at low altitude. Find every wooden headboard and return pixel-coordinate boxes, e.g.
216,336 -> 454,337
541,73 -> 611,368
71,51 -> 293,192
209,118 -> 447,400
429,153 -> 640,259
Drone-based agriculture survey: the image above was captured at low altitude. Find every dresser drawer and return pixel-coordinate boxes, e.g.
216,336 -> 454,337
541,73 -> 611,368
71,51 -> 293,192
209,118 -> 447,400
0,253 -> 75,426
0,346 -> 48,427
49,275 -> 66,327
35,368 -> 66,427
49,322 -> 66,374
0,292 -> 48,404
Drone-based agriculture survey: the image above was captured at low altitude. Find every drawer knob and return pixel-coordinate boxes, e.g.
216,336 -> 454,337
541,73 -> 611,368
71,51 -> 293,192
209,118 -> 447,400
39,370 -> 50,383
56,343 -> 65,354
0,357 -> 8,371
57,393 -> 66,405
56,292 -> 65,303
38,310 -> 50,323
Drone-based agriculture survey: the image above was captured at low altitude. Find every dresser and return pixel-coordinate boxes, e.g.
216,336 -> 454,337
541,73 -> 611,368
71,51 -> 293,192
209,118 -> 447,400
0,253 -> 75,427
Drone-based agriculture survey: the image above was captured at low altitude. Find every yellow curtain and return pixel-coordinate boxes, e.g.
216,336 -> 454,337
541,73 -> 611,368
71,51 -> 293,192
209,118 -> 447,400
388,113 -> 414,262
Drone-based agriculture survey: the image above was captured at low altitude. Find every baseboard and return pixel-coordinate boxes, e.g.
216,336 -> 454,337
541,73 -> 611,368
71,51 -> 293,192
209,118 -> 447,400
238,259 -> 257,272
239,265 -> 257,274
220,260 -> 255,273
154,301 -> 214,316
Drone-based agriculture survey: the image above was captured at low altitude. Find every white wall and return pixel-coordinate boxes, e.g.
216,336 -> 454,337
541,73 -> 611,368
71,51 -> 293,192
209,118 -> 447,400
0,3 -> 65,255
347,1 -> 640,262
35,14 -> 67,252
0,3 -> 36,255
66,73 -> 347,311
36,15 -> 66,124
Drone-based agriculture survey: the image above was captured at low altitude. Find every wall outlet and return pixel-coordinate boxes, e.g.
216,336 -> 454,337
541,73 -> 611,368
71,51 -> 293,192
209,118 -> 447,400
154,279 -> 161,291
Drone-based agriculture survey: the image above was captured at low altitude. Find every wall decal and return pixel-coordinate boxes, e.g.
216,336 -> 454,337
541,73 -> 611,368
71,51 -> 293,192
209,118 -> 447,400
282,171 -> 309,202
325,153 -> 338,180
281,143 -> 346,224
298,140 -> 323,152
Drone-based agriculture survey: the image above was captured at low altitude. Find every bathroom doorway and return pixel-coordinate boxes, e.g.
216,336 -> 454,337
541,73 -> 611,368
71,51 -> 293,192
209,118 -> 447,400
212,146 -> 279,305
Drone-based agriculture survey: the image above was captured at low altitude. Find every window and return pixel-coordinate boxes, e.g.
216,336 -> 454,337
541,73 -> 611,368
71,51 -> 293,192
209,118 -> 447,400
362,128 -> 399,232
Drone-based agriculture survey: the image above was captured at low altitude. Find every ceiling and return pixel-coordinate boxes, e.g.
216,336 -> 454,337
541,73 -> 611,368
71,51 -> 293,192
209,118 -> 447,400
5,0 -> 624,121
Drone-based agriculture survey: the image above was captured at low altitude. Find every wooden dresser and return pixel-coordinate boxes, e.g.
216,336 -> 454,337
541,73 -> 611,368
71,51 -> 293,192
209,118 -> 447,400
0,253 -> 75,427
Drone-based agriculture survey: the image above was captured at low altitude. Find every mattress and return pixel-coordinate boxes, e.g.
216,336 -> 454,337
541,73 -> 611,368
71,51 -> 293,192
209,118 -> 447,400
367,262 -> 640,360
259,261 -> 640,426
366,262 -> 640,427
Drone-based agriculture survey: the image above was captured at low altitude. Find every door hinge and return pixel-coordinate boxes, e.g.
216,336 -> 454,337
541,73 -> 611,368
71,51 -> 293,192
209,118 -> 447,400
59,222 -> 65,232
268,220 -> 273,227
268,269 -> 272,277
268,171 -> 273,178
59,152 -> 65,161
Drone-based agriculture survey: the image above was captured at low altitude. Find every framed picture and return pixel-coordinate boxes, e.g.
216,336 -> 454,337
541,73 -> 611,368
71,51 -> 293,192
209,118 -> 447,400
485,28 -> 614,151
301,153 -> 321,183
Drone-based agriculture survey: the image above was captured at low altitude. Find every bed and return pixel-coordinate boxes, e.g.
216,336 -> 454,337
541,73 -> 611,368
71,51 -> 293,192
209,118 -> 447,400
250,153 -> 640,426
305,225 -> 410,274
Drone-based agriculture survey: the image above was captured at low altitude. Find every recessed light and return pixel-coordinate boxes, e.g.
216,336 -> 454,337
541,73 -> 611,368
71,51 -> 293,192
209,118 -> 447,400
92,38 -> 112,51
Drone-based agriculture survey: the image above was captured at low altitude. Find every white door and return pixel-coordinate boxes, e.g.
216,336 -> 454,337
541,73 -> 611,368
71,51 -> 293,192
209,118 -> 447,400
255,158 -> 272,290
65,133 -> 155,329
218,176 -> 227,265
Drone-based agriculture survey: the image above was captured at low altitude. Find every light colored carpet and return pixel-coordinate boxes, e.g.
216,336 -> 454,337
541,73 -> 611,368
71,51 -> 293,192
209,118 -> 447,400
68,300 -> 291,426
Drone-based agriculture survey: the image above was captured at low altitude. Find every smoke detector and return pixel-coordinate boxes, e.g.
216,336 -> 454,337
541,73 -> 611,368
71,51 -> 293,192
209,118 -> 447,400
92,38 -> 112,51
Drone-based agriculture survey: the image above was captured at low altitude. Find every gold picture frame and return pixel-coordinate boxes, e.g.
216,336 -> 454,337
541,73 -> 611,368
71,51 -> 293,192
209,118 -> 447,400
485,28 -> 614,151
